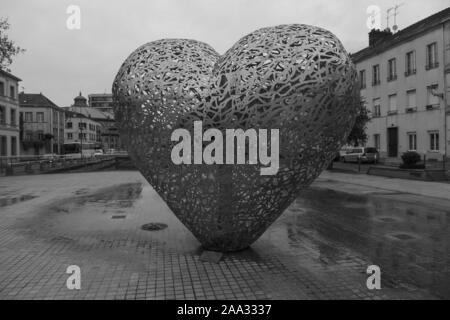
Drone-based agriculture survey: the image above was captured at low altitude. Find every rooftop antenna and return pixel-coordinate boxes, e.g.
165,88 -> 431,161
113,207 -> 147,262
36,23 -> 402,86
392,3 -> 404,33
387,3 -> 404,32
386,7 -> 393,29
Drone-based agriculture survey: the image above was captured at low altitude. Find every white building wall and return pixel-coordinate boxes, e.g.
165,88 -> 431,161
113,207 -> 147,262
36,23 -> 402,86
0,73 -> 20,157
357,26 -> 447,160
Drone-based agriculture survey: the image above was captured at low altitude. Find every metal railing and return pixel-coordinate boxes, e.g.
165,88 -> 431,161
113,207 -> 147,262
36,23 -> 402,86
0,153 -> 121,176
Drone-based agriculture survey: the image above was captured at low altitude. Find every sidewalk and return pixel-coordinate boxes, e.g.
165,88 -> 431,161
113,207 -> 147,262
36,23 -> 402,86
0,171 -> 444,299
320,170 -> 450,200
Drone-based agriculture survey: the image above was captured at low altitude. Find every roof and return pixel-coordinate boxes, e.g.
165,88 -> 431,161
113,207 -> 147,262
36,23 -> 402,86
88,93 -> 113,98
19,93 -> 62,111
0,69 -> 22,82
65,105 -> 115,121
352,7 -> 450,63
64,109 -> 89,119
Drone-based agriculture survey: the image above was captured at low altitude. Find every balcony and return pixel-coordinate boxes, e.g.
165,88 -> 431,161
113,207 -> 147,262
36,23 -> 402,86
387,110 -> 398,116
425,62 -> 439,70
371,113 -> 381,118
372,79 -> 380,86
404,69 -> 416,77
0,121 -> 19,131
426,104 -> 440,111
0,94 -> 19,103
387,74 -> 397,82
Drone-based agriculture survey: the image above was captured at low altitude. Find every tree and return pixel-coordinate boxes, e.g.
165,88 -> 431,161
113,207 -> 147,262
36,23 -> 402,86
0,17 -> 25,71
347,96 -> 370,147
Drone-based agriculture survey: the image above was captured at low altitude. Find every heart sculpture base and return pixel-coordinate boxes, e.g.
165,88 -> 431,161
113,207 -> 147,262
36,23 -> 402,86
112,24 -> 358,252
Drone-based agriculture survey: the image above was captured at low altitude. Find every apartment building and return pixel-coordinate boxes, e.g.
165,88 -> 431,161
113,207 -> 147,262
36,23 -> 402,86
352,7 -> 450,160
0,69 -> 21,157
19,93 -> 65,156
66,92 -> 120,150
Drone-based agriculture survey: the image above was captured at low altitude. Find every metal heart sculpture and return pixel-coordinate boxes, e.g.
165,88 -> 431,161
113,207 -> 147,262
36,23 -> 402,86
112,24 -> 358,252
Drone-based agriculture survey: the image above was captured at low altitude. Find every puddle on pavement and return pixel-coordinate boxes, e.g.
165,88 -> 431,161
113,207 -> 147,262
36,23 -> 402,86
0,194 -> 37,208
8,178 -> 450,299
16,182 -> 144,235
277,186 -> 450,299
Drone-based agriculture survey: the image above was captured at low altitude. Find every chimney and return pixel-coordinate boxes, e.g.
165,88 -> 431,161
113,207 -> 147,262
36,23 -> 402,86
369,28 -> 393,46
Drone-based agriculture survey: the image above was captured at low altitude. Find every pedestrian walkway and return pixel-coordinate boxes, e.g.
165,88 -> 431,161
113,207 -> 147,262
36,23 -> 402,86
0,171 -> 446,299
320,170 -> 450,200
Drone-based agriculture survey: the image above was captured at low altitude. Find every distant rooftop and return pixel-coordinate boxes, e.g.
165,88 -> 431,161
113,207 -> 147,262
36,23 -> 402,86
352,7 -> 450,63
19,93 -> 62,111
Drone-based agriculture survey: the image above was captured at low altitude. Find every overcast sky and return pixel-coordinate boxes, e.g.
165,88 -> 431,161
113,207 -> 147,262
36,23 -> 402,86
2,0 -> 449,107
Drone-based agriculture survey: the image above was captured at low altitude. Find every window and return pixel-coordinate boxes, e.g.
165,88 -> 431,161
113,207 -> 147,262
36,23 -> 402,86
405,51 -> 416,76
25,131 -> 33,141
25,112 -> 33,122
67,133 -> 73,140
10,85 -> 15,99
0,106 -> 5,124
374,134 -> 380,150
388,94 -> 397,113
66,122 -> 73,129
426,43 -> 438,69
429,131 -> 439,151
373,98 -> 381,117
0,136 -> 6,156
79,122 -> 86,129
11,136 -> 17,156
78,133 -> 86,140
406,90 -> 416,108
387,58 -> 397,81
10,109 -> 16,126
0,82 -> 4,96
36,112 -> 44,123
427,84 -> 439,108
37,131 -> 44,141
407,132 -> 417,151
359,70 -> 366,89
372,64 -> 380,85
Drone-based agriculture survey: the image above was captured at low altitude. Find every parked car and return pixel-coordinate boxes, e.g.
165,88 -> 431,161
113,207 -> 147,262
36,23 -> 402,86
336,147 -> 353,161
93,149 -> 104,157
105,148 -> 117,155
41,153 -> 59,162
342,147 -> 379,163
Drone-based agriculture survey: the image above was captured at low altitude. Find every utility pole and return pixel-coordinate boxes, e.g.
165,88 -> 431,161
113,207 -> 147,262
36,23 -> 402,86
80,121 -> 84,159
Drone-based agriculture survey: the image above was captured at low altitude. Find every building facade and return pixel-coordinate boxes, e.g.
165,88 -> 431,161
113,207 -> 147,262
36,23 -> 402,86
19,93 -> 65,156
66,92 -> 120,150
352,8 -> 450,160
64,110 -> 102,147
0,69 -> 21,158
88,93 -> 114,113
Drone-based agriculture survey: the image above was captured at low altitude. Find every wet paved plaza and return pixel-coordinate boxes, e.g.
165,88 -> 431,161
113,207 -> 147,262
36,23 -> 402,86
0,171 -> 449,299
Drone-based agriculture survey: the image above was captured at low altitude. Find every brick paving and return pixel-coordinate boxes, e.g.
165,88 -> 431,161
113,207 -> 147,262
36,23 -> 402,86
0,171 -> 447,299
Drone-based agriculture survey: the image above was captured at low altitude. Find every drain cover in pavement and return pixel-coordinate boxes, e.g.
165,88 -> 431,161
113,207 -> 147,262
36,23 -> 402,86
111,215 -> 126,219
392,233 -> 416,240
141,223 -> 168,231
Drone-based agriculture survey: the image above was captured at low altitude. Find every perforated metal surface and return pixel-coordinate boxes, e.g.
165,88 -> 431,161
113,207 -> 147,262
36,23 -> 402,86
112,24 -> 358,252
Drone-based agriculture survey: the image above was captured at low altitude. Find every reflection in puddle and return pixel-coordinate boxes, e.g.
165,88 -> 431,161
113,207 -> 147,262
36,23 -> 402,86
0,194 -> 37,207
283,187 -> 450,298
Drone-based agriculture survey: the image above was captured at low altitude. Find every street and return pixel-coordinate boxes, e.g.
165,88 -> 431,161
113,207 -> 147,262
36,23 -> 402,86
0,170 -> 448,299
